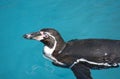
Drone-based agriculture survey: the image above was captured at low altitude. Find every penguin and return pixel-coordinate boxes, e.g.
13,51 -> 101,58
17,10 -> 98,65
23,28 -> 120,79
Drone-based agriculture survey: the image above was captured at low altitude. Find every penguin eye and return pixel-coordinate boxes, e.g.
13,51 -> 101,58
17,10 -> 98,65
44,32 -> 49,38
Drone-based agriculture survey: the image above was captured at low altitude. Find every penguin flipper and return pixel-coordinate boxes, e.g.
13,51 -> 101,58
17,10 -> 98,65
71,63 -> 93,79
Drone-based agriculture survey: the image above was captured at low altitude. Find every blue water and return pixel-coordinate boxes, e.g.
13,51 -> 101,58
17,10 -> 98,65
0,0 -> 120,79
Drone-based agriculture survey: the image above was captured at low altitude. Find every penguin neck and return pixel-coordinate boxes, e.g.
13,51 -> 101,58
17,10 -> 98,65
41,40 -> 55,48
41,38 -> 66,56
52,38 -> 66,57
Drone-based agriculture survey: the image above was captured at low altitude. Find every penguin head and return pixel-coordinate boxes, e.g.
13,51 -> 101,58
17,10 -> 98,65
23,28 -> 65,48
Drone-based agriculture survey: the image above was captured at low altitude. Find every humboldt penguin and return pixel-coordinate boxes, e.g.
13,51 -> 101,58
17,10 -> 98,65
23,28 -> 120,79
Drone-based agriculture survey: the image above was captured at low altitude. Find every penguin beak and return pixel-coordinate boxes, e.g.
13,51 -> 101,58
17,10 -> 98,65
23,31 -> 45,41
23,34 -> 33,39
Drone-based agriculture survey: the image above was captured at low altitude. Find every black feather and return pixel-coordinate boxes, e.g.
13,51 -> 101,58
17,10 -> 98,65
71,63 -> 92,79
